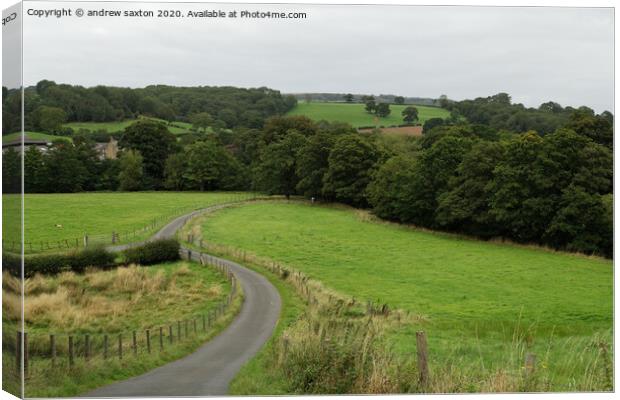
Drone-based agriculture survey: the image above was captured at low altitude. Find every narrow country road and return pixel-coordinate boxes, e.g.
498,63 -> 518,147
82,203 -> 281,397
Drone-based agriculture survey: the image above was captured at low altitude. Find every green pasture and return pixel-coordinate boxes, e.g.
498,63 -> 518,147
2,131 -> 71,144
65,117 -> 193,135
197,201 -> 613,389
286,102 -> 450,128
2,192 -> 254,251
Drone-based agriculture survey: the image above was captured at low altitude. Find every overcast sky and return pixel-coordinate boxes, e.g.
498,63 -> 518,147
13,2 -> 615,111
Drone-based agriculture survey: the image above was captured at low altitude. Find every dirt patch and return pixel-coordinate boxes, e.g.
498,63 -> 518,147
358,125 -> 423,136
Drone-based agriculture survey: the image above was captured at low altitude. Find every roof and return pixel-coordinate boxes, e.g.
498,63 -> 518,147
2,134 -> 50,148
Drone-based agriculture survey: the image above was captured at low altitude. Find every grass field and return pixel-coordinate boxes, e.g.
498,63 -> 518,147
2,260 -> 242,397
287,102 -> 450,128
2,132 -> 72,144
2,192 -> 254,252
65,117 -> 193,135
194,201 -> 613,391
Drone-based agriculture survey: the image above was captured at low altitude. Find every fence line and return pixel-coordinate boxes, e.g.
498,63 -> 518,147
9,248 -> 241,376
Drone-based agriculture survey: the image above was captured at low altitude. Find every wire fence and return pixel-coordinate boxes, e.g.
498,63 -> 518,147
6,248 -> 240,377
3,193 -> 260,254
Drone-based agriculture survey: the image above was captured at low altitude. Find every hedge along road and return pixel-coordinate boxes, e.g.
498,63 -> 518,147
83,202 -> 282,397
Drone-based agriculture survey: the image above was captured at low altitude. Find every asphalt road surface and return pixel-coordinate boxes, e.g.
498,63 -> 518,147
82,203 -> 281,397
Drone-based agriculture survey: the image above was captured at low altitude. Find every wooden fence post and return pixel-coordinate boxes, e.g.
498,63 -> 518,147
416,331 -> 429,387
83,234 -> 89,247
159,327 -> 164,351
24,332 -> 29,376
525,353 -> 536,377
68,336 -> 74,366
50,334 -> 56,367
15,331 -> 21,372
169,325 -> 173,344
177,321 -> 182,340
146,330 -> 151,354
118,334 -> 123,359
103,335 -> 108,360
132,331 -> 137,356
84,334 -> 90,361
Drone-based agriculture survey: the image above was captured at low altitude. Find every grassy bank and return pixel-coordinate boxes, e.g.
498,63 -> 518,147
185,201 -> 612,392
286,102 -> 450,128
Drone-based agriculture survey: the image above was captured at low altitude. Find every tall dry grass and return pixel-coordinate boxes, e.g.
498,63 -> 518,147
2,262 -> 221,333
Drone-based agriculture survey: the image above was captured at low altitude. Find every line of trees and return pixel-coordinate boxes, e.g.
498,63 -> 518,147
2,81 -> 298,134
443,92 -> 613,145
2,90 -> 613,257
245,113 -> 612,256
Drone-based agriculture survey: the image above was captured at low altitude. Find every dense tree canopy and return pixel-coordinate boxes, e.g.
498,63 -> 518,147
402,106 -> 419,124
322,134 -> 383,207
118,150 -> 144,191
2,82 -> 297,134
119,120 -> 178,189
443,92 -> 613,143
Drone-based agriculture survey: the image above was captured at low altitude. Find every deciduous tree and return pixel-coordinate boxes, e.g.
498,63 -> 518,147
119,150 -> 144,191
323,134 -> 381,207
119,120 -> 177,188
401,106 -> 419,124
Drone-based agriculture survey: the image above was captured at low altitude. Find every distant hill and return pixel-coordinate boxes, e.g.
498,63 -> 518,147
287,92 -> 439,106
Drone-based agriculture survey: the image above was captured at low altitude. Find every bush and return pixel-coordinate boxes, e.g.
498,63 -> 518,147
4,247 -> 117,278
123,239 -> 180,265
3,253 -> 21,277
26,254 -> 68,276
68,247 -> 116,273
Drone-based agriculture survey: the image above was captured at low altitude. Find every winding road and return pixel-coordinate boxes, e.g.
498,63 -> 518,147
82,203 -> 282,397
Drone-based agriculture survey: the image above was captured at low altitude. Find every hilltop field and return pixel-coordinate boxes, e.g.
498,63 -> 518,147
2,131 -> 72,144
64,117 -> 194,135
286,102 -> 450,128
1,118 -> 194,146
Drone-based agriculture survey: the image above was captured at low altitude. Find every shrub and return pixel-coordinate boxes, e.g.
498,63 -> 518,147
3,253 -> 21,277
68,247 -> 116,273
26,254 -> 68,276
123,239 -> 180,265
4,247 -> 117,278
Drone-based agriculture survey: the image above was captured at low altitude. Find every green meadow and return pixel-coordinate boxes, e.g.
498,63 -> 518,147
197,201 -> 612,390
65,117 -> 193,135
287,102 -> 450,127
2,131 -> 72,144
2,192 -> 253,250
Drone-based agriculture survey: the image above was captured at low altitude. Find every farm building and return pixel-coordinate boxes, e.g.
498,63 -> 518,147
2,134 -> 51,154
